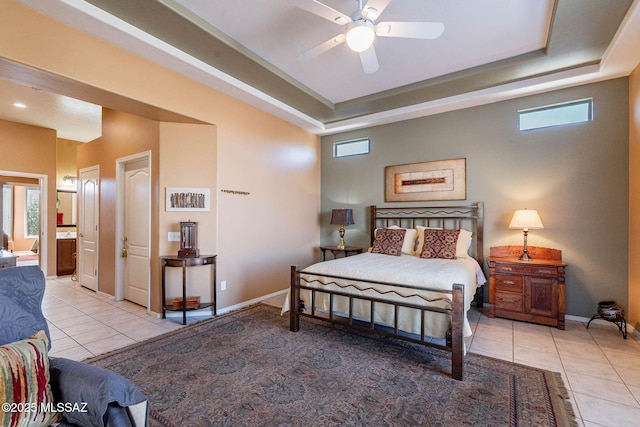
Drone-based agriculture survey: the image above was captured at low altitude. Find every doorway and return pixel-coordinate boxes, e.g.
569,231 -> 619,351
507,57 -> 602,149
115,151 -> 151,310
0,171 -> 48,275
78,165 -> 99,291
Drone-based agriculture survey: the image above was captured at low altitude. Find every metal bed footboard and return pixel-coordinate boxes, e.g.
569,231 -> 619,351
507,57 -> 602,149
289,265 -> 465,381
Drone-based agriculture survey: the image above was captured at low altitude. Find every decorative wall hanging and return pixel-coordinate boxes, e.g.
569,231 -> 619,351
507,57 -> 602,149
385,158 -> 466,202
166,187 -> 210,211
221,189 -> 251,196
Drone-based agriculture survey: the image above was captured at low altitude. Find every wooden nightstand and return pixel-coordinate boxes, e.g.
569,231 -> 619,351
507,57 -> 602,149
320,246 -> 363,261
488,246 -> 567,329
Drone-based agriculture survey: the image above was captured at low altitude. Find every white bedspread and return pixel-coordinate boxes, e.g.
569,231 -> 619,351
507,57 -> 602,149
282,252 -> 486,338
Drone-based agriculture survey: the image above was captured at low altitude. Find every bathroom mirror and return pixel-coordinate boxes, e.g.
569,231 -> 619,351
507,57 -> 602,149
57,190 -> 77,227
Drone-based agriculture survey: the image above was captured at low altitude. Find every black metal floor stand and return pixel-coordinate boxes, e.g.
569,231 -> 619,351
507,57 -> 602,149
586,314 -> 627,339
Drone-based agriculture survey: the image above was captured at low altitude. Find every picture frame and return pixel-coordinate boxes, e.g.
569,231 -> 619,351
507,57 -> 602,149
385,158 -> 466,202
166,187 -> 211,212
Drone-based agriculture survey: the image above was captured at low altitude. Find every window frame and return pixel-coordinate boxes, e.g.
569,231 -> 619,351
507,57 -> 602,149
24,186 -> 40,239
333,138 -> 370,158
518,98 -> 593,131
2,184 -> 12,240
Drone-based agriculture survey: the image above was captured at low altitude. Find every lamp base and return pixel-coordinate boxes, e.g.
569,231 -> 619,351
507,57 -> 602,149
519,229 -> 533,260
336,225 -> 346,249
518,252 -> 532,261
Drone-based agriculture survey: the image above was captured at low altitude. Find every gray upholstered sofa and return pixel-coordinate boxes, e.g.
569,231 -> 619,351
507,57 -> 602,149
0,266 -> 148,427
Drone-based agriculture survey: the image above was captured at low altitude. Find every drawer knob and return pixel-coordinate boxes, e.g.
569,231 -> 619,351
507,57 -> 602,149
502,267 -> 513,271
502,280 -> 515,285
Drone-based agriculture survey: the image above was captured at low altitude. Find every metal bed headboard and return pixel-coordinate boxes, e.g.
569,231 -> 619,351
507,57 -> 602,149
369,202 -> 484,264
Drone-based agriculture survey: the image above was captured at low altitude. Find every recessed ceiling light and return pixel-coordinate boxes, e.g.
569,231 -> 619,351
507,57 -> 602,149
13,102 -> 27,109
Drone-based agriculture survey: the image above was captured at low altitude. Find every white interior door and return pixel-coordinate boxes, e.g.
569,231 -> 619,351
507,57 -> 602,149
122,158 -> 150,307
78,166 -> 99,291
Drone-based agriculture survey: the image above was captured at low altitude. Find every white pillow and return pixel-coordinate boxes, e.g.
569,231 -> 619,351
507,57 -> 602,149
456,229 -> 473,259
415,226 -> 473,258
375,226 -> 418,255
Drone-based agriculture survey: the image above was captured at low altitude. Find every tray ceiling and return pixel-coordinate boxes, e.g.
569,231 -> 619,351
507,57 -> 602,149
2,0 -> 640,139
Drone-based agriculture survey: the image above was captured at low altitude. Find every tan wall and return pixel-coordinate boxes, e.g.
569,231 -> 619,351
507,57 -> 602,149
629,64 -> 640,331
158,123 -> 217,309
2,1 -> 320,311
56,138 -> 82,191
216,107 -> 320,305
0,118 -> 57,275
77,109 -> 160,300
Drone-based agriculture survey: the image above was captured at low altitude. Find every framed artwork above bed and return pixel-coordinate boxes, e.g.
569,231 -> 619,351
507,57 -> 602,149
385,158 -> 466,202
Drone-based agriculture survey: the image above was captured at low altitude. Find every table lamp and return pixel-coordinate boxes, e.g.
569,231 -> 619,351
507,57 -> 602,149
509,209 -> 544,260
330,209 -> 354,249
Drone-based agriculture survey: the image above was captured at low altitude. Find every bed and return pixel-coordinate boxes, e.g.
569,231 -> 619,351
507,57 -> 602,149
285,203 -> 485,381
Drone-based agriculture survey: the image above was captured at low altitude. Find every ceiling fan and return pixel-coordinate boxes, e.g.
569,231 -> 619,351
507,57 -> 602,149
290,0 -> 444,74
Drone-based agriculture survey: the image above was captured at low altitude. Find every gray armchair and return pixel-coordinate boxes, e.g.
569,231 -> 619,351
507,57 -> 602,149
0,266 -> 148,427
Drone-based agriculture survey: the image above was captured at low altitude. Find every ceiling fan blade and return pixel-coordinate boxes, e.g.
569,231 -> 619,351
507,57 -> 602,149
376,21 -> 445,39
298,33 -> 346,61
362,0 -> 391,20
359,46 -> 379,74
289,0 -> 351,25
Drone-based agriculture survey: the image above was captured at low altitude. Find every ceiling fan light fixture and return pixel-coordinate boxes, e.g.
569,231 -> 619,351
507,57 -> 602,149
346,20 -> 375,52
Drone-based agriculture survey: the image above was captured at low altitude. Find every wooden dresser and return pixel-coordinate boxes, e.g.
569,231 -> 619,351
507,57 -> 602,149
488,246 -> 567,329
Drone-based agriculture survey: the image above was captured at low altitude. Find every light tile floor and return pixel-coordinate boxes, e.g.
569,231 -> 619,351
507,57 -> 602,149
45,277 -> 640,427
44,276 -> 184,361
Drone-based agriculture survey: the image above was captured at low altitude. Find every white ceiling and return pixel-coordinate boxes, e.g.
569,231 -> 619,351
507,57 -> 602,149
0,79 -> 102,142
2,0 -> 640,141
170,0 -> 553,103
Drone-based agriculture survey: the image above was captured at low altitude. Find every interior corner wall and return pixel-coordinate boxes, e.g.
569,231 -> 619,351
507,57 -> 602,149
0,119 -> 57,276
77,109 -> 160,300
321,78 -> 629,319
629,64 -> 640,332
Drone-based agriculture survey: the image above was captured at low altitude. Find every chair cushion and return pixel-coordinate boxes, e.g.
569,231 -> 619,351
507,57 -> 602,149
49,357 -> 148,427
0,266 -> 51,348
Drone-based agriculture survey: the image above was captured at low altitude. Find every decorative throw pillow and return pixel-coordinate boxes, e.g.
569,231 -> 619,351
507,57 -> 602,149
371,228 -> 406,256
375,226 -> 418,254
414,225 -> 443,256
419,228 -> 460,259
0,331 -> 61,427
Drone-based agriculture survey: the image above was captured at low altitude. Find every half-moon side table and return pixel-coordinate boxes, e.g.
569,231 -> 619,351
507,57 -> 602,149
161,254 -> 217,325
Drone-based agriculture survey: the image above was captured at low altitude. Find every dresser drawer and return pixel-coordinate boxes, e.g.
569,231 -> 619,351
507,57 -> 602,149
495,263 -> 558,276
495,275 -> 523,293
495,291 -> 524,312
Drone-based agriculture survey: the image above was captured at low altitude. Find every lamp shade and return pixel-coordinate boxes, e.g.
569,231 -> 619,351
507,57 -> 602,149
509,209 -> 544,230
330,209 -> 354,225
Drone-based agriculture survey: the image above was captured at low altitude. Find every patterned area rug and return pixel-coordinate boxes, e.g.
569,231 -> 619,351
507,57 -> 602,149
85,304 -> 576,427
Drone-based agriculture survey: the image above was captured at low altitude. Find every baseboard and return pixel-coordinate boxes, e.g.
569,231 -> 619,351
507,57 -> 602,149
161,288 -> 288,320
479,305 -> 636,337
